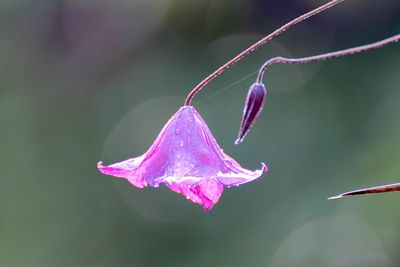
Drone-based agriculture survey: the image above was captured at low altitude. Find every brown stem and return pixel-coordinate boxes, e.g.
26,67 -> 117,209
256,34 -> 400,83
184,0 -> 344,106
328,182 -> 400,200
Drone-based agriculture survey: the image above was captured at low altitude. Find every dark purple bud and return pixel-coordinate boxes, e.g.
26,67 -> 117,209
235,82 -> 267,144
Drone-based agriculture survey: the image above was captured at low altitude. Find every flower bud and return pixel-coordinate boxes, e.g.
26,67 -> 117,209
235,82 -> 267,144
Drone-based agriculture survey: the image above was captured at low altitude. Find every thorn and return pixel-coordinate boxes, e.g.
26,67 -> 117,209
328,195 -> 343,200
328,182 -> 400,200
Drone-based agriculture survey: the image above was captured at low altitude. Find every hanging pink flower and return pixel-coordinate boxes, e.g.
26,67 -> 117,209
98,106 -> 267,211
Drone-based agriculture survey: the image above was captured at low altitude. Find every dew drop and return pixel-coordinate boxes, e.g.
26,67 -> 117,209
175,128 -> 181,135
176,153 -> 182,159
178,140 -> 185,147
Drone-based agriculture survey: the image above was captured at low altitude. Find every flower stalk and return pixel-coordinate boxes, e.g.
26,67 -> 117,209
184,0 -> 344,106
256,34 -> 400,83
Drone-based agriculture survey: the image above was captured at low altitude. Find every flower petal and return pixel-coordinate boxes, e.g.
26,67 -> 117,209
98,105 -> 268,210
97,156 -> 146,188
216,162 -> 268,186
166,178 -> 223,211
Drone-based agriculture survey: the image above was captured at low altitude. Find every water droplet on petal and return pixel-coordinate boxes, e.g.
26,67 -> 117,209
175,128 -> 181,135
176,153 -> 181,159
178,141 -> 185,147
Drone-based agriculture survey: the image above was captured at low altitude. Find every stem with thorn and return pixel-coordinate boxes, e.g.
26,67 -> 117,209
256,34 -> 400,83
184,0 -> 344,106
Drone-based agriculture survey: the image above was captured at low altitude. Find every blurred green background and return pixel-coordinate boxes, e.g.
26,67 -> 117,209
1,0 -> 400,266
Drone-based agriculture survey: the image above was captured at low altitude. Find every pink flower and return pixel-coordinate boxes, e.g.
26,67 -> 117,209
98,106 -> 267,210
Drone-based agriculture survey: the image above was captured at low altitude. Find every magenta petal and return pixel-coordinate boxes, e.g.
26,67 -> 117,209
98,106 -> 268,210
166,179 -> 223,211
97,156 -> 146,188
216,162 -> 268,186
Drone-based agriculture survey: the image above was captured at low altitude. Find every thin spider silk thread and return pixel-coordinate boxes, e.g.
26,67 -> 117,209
195,69 -> 259,105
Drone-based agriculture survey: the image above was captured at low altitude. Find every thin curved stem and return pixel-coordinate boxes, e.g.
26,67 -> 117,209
256,34 -> 400,83
184,0 -> 344,106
